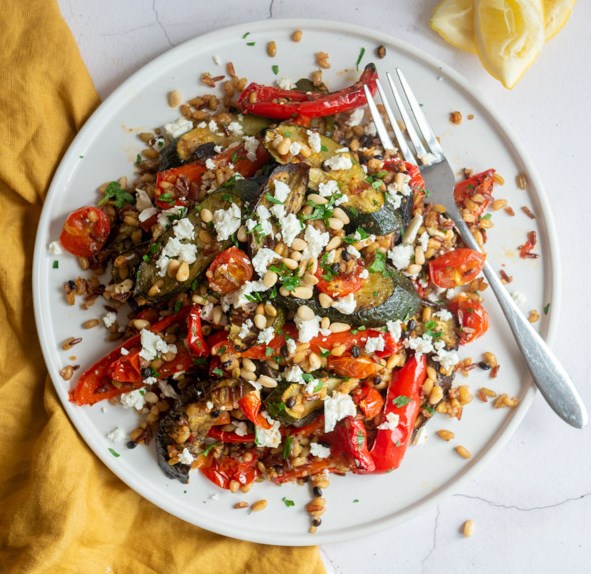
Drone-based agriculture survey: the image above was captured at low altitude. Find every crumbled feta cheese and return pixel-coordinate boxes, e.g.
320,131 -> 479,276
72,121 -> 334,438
332,293 -> 356,315
243,135 -> 259,162
47,241 -> 63,255
318,179 -> 340,197
178,448 -> 194,465
255,416 -> 282,448
419,231 -> 430,252
222,280 -> 269,309
135,188 -> 153,211
102,312 -> 117,329
289,141 -> 302,155
252,204 -> 273,236
512,291 -> 527,306
238,319 -> 254,340
284,365 -> 305,384
138,207 -> 158,223
120,347 -> 129,356
365,335 -> 385,354
205,158 -> 216,170
377,411 -> 400,432
418,152 -> 438,166
433,309 -> 453,321
212,54 -> 221,65
286,338 -> 297,355
279,213 -> 302,247
234,421 -> 248,436
386,320 -> 402,342
206,400 -> 214,410
214,145 -> 223,153
387,192 -> 402,210
252,248 -> 281,277
334,194 -> 348,206
359,269 -> 369,279
274,180 -> 291,203
388,244 -> 414,270
257,327 -> 275,345
310,442 -> 331,459
106,427 -> 125,443
173,218 -> 195,241
432,340 -> 460,371
277,77 -> 296,90
324,392 -> 357,433
120,389 -> 146,411
163,117 -> 193,139
155,236 -> 198,276
295,315 -> 321,343
307,130 -> 322,153
301,225 -> 330,261
158,380 -> 179,399
347,245 -> 361,259
200,303 -> 215,322
364,122 -> 377,137
208,120 -> 218,133
156,206 -> 186,229
404,334 -> 435,357
347,107 -> 365,127
227,121 -> 243,136
324,154 -> 353,171
139,329 -> 173,361
212,203 -> 241,241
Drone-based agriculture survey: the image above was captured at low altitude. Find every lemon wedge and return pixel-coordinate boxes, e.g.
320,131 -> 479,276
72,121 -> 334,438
474,0 -> 545,88
430,0 -> 477,53
543,0 -> 576,41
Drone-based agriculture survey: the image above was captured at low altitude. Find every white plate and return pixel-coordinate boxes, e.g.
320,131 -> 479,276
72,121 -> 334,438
33,19 -> 559,545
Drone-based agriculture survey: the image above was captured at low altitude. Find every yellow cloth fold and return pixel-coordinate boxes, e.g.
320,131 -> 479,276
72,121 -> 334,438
0,2 -> 325,572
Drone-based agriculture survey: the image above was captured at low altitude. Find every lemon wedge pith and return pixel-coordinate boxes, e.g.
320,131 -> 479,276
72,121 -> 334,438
474,0 -> 545,89
430,0 -> 477,53
543,0 -> 576,41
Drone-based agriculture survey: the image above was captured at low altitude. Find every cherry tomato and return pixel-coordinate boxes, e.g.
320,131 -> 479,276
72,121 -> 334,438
454,169 -> 495,219
59,206 -> 110,257
238,392 -> 273,429
200,453 -> 260,490
404,161 -> 426,193
327,356 -> 381,379
315,261 -> 364,298
206,247 -> 253,294
448,296 -> 489,344
352,385 -> 384,419
428,248 -> 486,289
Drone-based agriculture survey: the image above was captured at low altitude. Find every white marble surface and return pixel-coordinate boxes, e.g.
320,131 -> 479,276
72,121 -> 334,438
56,1 -> 591,572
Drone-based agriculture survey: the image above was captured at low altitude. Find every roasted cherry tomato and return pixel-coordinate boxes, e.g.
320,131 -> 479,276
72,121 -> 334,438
326,356 -> 381,379
238,391 -> 273,429
454,169 -> 495,219
315,261 -> 364,298
428,248 -> 486,289
59,206 -> 110,257
448,296 -> 489,344
206,247 -> 253,294
200,453 -> 260,490
352,385 -> 384,419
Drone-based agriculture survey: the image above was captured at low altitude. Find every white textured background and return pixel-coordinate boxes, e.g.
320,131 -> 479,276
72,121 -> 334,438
57,1 -> 591,572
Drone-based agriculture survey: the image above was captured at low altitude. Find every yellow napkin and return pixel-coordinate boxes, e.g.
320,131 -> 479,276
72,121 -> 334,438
0,2 -> 325,572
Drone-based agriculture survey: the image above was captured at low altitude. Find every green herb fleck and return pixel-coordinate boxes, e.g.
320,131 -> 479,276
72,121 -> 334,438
282,275 -> 301,292
283,434 -> 293,459
242,32 -> 250,39
265,346 -> 274,357
301,373 -> 314,383
135,154 -> 142,166
392,395 -> 411,408
368,251 -> 386,273
202,442 -> 219,456
272,65 -> 280,75
108,448 -> 120,458
157,192 -> 175,205
265,192 -> 284,205
356,47 -> 366,70
173,300 -> 182,314
320,144 -> 328,152
543,303 -> 551,315
245,292 -> 263,302
212,367 -> 224,377
318,346 -> 331,357
282,497 -> 295,507
481,213 -> 492,221
247,41 -> 256,46
356,430 -> 365,449
313,380 -> 323,393
98,181 -> 134,208
353,499 -> 359,503
52,260 -> 59,269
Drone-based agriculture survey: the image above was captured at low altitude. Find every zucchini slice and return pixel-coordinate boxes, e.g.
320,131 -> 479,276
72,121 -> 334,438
278,265 -> 421,327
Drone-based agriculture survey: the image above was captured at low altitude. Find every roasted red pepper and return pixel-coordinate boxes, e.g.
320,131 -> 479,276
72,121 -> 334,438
207,427 -> 255,443
326,356 -> 382,379
185,306 -> 209,357
238,63 -> 378,120
238,391 -> 273,429
365,354 -> 427,473
199,453 -> 260,490
69,307 -> 190,405
323,417 -> 375,473
352,385 -> 384,419
454,168 -> 495,218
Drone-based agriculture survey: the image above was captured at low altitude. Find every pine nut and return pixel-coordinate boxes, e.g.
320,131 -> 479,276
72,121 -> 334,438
233,501 -> 249,509
168,89 -> 182,107
307,193 -> 328,205
240,369 -> 257,381
331,344 -> 347,357
463,519 -> 474,537
293,286 -> 313,299
250,499 -> 268,512
320,317 -> 330,330
212,305 -> 223,325
263,270 -> 278,288
267,41 -> 277,57
328,217 -> 344,230
237,225 -> 248,242
332,207 -> 350,224
242,358 -> 257,372
291,29 -> 302,42
455,445 -> 471,459
254,313 -> 267,330
200,208 -> 213,223
309,352 -> 322,370
291,238 -> 308,251
133,318 -> 151,330
258,375 -> 278,388
282,257 -> 298,270
318,293 -> 333,308
297,305 -> 315,321
303,273 -> 319,286
329,322 -> 350,333
436,429 -> 455,441
264,302 -> 277,317
493,172 -> 505,185
167,259 -> 181,278
414,246 -> 425,265
492,199 -> 508,211
176,261 -> 190,282
277,137 -> 292,156
325,236 -> 342,251
429,385 -> 443,405
290,251 -> 302,262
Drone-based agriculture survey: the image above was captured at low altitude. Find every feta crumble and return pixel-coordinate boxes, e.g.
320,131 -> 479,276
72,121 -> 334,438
120,389 -> 146,411
404,334 -> 435,357
278,213 -> 302,247
106,427 -> 125,443
347,107 -> 365,127
277,77 -> 296,90
289,141 -> 302,156
433,309 -> 453,321
227,121 -> 243,136
324,392 -> 357,433
243,135 -> 259,162
284,365 -> 305,384
294,315 -> 321,343
332,293 -> 356,315
47,241 -> 62,255
365,335 -> 385,354
432,340 -> 460,371
377,412 -> 400,432
205,158 -> 216,170
178,448 -> 194,465
251,247 -> 281,277
274,179 -> 291,203
324,154 -> 353,171
255,417 -> 282,448
418,152 -> 437,166
388,244 -> 414,270
139,329 -> 175,361
286,338 -> 297,355
163,117 -> 193,139
307,130 -> 322,153
318,179 -> 340,197
212,203 -> 241,241
234,421 -> 248,436
310,442 -> 331,459
257,327 -> 275,345
386,320 -> 403,342
238,319 -> 254,340
158,380 -> 179,399
102,312 -> 117,329
301,225 -> 330,261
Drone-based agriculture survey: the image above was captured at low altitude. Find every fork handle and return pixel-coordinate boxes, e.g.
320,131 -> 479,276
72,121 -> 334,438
451,216 -> 588,428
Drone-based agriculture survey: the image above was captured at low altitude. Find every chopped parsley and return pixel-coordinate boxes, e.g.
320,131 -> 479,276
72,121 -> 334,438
98,181 -> 134,208
135,153 -> 142,166
202,442 -> 219,456
313,380 -> 323,393
157,192 -> 175,205
392,395 -> 411,408
343,227 -> 370,244
320,144 -> 328,152
543,302 -> 551,315
423,319 -> 443,340
173,300 -> 182,314
282,497 -> 295,507
301,373 -> 314,383
242,32 -> 250,39
245,292 -> 263,302
272,65 -> 280,75
318,346 -> 331,357
356,47 -> 366,70
368,251 -> 386,273
265,192 -> 284,205
265,346 -> 274,357
52,260 -> 59,269
247,41 -> 256,46
283,433 -> 293,459
212,367 -> 224,377
356,430 -> 365,449
108,448 -> 120,458
353,499 -> 359,503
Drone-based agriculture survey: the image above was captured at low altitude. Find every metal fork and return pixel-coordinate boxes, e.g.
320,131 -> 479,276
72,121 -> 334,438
363,72 -> 587,429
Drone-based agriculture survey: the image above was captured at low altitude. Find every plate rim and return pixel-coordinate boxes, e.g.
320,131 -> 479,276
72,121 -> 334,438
32,17 -> 561,545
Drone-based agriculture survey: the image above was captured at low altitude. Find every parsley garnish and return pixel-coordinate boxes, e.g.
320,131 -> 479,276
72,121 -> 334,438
173,300 -> 182,314
423,319 -> 442,340
343,227 -> 370,244
98,181 -> 134,208
282,275 -> 301,292
52,260 -> 59,269
282,497 -> 295,507
157,192 -> 175,205
108,448 -> 120,458
368,251 -> 386,273
135,153 -> 142,166
356,430 -> 365,449
247,41 -> 256,46
356,47 -> 366,70
272,65 -> 280,75
212,367 -> 224,376
301,373 -> 314,383
193,357 -> 208,366
353,499 -> 359,503
265,346 -> 274,357
202,442 -> 219,456
313,380 -> 323,393
265,192 -> 284,205
283,433 -> 293,459
245,292 -> 263,302
242,32 -> 250,39
392,395 -> 411,408
320,144 -> 328,152
318,346 -> 331,357
543,303 -> 551,315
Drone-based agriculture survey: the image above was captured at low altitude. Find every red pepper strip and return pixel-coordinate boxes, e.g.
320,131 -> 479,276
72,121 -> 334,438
364,354 -> 427,473
326,356 -> 382,379
323,417 -> 375,473
207,426 -> 255,443
185,306 -> 209,357
238,63 -> 378,120
238,391 -> 273,429
69,307 -> 190,406
454,169 -> 495,219
352,385 -> 384,419
199,453 -> 260,490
